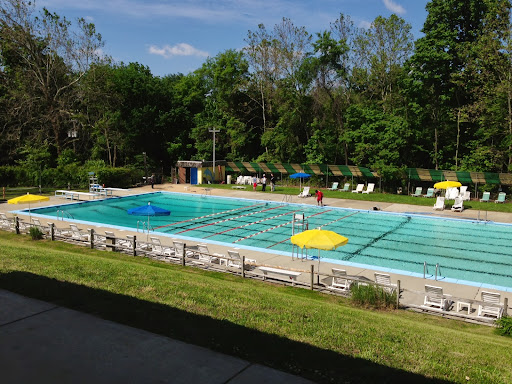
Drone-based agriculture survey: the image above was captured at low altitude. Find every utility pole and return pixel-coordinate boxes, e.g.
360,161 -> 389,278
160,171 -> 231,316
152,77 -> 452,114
143,152 -> 147,184
209,128 -> 220,183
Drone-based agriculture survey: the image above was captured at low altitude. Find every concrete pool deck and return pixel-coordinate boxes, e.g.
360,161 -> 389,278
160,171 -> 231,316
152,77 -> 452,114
2,183 -> 512,310
1,183 -> 511,381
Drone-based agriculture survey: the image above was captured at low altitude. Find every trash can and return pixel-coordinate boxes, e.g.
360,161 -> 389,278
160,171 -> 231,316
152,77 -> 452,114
227,175 -> 232,184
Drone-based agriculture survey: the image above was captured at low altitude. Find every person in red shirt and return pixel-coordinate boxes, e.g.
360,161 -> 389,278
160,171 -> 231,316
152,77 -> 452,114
315,189 -> 324,207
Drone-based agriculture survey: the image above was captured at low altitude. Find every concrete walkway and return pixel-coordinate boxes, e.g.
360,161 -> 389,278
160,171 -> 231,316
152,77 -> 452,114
0,289 -> 313,384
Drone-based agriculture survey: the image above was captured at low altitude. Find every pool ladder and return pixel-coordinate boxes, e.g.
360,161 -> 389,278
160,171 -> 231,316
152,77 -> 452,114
137,220 -> 153,233
56,210 -> 74,220
423,262 -> 442,281
281,195 -> 292,204
477,210 -> 489,223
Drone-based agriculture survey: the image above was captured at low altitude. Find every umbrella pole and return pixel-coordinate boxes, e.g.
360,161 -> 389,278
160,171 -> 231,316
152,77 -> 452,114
317,249 -> 320,284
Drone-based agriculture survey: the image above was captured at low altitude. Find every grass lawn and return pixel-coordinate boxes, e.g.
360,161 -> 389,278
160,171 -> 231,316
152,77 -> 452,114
205,183 -> 512,213
1,231 -> 511,383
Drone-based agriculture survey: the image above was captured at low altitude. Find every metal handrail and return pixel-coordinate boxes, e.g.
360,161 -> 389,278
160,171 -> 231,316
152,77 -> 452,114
56,210 -> 74,220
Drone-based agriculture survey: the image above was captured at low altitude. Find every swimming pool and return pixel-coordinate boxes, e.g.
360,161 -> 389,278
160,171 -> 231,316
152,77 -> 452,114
28,191 -> 512,290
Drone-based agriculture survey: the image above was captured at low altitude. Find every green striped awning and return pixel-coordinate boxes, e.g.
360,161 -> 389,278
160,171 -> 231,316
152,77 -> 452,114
455,171 -> 472,184
484,172 -> 500,184
406,168 -> 511,185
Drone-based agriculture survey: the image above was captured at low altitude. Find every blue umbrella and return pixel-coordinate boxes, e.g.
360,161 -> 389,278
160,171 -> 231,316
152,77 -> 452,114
127,202 -> 170,234
289,172 -> 311,179
289,172 -> 311,189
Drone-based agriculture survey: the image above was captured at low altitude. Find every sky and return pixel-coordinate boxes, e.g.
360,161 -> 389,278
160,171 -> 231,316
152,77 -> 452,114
38,0 -> 430,77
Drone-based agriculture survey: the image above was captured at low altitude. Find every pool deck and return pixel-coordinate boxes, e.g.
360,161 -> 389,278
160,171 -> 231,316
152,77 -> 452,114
1,183 -> 510,382
2,183 -> 512,314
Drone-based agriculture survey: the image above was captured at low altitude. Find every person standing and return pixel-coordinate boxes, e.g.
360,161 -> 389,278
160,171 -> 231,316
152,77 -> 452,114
252,175 -> 257,191
315,189 -> 324,206
261,174 -> 267,191
151,174 -> 155,189
270,173 -> 276,192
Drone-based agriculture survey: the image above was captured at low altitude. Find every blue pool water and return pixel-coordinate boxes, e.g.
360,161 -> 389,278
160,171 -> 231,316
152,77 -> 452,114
28,191 -> 512,290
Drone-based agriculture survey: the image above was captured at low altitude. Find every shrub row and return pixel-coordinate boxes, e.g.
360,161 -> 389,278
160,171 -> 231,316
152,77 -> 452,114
0,165 -> 143,189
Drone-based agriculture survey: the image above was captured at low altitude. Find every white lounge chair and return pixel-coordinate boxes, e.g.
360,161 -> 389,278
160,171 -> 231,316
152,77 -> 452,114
445,187 -> 459,200
69,224 -> 90,241
124,235 -> 151,252
32,218 -> 50,235
0,212 -> 11,229
374,272 -> 397,293
227,250 -> 242,268
362,183 -> 375,194
411,187 -> 423,197
433,196 -> 445,210
197,244 -> 221,264
423,285 -> 452,311
352,184 -> 364,193
329,268 -> 350,291
173,241 -> 196,259
150,237 -> 175,259
298,186 -> 311,198
327,182 -> 339,191
451,196 -> 464,212
478,291 -> 503,319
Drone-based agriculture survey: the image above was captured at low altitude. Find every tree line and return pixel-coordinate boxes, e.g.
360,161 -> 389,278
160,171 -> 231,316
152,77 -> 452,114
1,0 -> 512,184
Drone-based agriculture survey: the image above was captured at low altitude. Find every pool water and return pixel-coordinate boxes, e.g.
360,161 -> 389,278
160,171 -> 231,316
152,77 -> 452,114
30,191 -> 512,290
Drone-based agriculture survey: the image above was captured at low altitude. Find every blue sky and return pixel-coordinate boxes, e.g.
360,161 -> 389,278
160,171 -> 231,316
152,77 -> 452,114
39,0 -> 430,77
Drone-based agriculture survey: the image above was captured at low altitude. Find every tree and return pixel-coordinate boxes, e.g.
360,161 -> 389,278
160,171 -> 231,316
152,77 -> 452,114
0,0 -> 104,160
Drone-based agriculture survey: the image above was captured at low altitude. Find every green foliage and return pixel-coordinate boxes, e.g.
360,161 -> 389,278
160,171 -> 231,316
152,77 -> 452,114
29,226 -> 44,240
350,282 -> 397,309
96,167 -> 143,189
2,0 -> 512,178
0,166 -> 27,187
496,316 -> 512,337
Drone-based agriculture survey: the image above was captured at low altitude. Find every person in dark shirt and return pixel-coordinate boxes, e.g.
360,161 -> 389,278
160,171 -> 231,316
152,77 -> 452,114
270,173 -> 276,192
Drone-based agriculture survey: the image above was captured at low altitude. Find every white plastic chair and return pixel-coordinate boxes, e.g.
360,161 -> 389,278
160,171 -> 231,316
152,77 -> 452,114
352,184 -> 364,193
433,196 -> 445,210
478,291 -> 503,319
298,186 -> 311,198
362,183 -> 375,194
329,268 -> 350,291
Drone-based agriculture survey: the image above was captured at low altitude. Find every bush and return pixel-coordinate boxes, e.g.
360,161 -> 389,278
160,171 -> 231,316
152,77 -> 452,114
350,282 -> 397,309
29,226 -> 44,240
496,316 -> 512,337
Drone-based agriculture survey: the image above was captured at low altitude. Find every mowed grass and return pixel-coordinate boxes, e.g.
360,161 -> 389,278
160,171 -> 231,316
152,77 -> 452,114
207,183 -> 512,213
1,231 -> 512,383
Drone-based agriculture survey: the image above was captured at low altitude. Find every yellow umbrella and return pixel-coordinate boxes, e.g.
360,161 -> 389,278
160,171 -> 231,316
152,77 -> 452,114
433,181 -> 461,189
291,229 -> 348,250
8,193 -> 50,219
291,229 -> 348,282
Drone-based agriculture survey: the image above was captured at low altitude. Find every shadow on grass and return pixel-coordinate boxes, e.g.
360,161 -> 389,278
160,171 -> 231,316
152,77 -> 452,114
0,271 -> 449,384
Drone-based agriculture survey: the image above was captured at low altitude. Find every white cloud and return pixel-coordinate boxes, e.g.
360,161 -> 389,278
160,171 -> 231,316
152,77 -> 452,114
359,20 -> 372,29
382,0 -> 406,15
148,43 -> 209,58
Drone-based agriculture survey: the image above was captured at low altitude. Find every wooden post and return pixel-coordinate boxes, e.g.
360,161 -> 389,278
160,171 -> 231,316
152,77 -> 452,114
2,186 -> 5,199
89,228 -> 94,249
242,256 -> 245,278
182,243 -> 186,266
504,297 -> 508,317
15,217 -> 19,234
132,235 -> 137,257
396,280 -> 401,308
310,264 -> 314,290
50,223 -> 55,241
